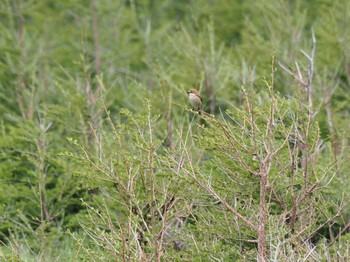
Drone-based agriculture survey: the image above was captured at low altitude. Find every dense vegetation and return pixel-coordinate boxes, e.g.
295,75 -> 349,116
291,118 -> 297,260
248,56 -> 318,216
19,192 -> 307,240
1,0 -> 350,261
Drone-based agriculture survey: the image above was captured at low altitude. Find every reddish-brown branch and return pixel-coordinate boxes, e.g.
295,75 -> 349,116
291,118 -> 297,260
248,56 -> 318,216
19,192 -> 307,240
268,183 -> 286,212
186,168 -> 258,232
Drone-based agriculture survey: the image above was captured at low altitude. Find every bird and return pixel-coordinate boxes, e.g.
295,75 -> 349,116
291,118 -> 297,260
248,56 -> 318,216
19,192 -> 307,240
187,89 -> 203,114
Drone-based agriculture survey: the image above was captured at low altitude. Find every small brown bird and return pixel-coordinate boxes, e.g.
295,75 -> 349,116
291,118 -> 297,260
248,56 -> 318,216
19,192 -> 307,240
187,89 -> 203,114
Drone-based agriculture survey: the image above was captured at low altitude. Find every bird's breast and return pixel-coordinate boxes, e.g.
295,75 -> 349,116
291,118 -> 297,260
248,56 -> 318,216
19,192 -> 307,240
189,93 -> 201,106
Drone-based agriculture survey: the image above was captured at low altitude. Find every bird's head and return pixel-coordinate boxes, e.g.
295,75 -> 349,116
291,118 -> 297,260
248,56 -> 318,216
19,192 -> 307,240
187,89 -> 200,95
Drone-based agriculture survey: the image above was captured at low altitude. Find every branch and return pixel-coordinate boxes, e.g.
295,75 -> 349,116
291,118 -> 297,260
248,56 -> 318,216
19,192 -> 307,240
187,169 -> 258,233
278,29 -> 317,113
278,61 -> 306,86
329,221 -> 350,245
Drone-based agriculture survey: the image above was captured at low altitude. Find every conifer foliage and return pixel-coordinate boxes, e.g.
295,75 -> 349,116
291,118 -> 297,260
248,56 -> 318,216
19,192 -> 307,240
1,0 -> 349,261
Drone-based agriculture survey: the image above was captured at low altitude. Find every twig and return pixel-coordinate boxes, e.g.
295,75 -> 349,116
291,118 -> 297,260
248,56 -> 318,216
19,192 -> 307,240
329,221 -> 350,245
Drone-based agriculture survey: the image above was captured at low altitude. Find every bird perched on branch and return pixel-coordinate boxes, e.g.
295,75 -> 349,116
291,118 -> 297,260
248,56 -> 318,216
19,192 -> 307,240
187,89 -> 203,114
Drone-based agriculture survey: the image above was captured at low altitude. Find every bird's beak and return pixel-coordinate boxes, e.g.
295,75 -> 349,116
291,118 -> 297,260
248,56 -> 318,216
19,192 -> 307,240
186,91 -> 190,94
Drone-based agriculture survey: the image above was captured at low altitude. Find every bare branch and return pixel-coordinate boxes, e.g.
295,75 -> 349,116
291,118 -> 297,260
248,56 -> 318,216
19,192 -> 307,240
278,61 -> 305,86
300,50 -> 312,62
185,168 -> 258,232
295,62 -> 303,83
278,61 -> 294,76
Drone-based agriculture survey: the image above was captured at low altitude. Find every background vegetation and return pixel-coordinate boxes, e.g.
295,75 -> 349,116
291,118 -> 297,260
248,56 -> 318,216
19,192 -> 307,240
1,0 -> 350,261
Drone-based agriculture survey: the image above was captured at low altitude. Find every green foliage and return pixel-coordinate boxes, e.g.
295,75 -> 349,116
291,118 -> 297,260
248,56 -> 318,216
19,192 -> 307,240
1,0 -> 350,260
